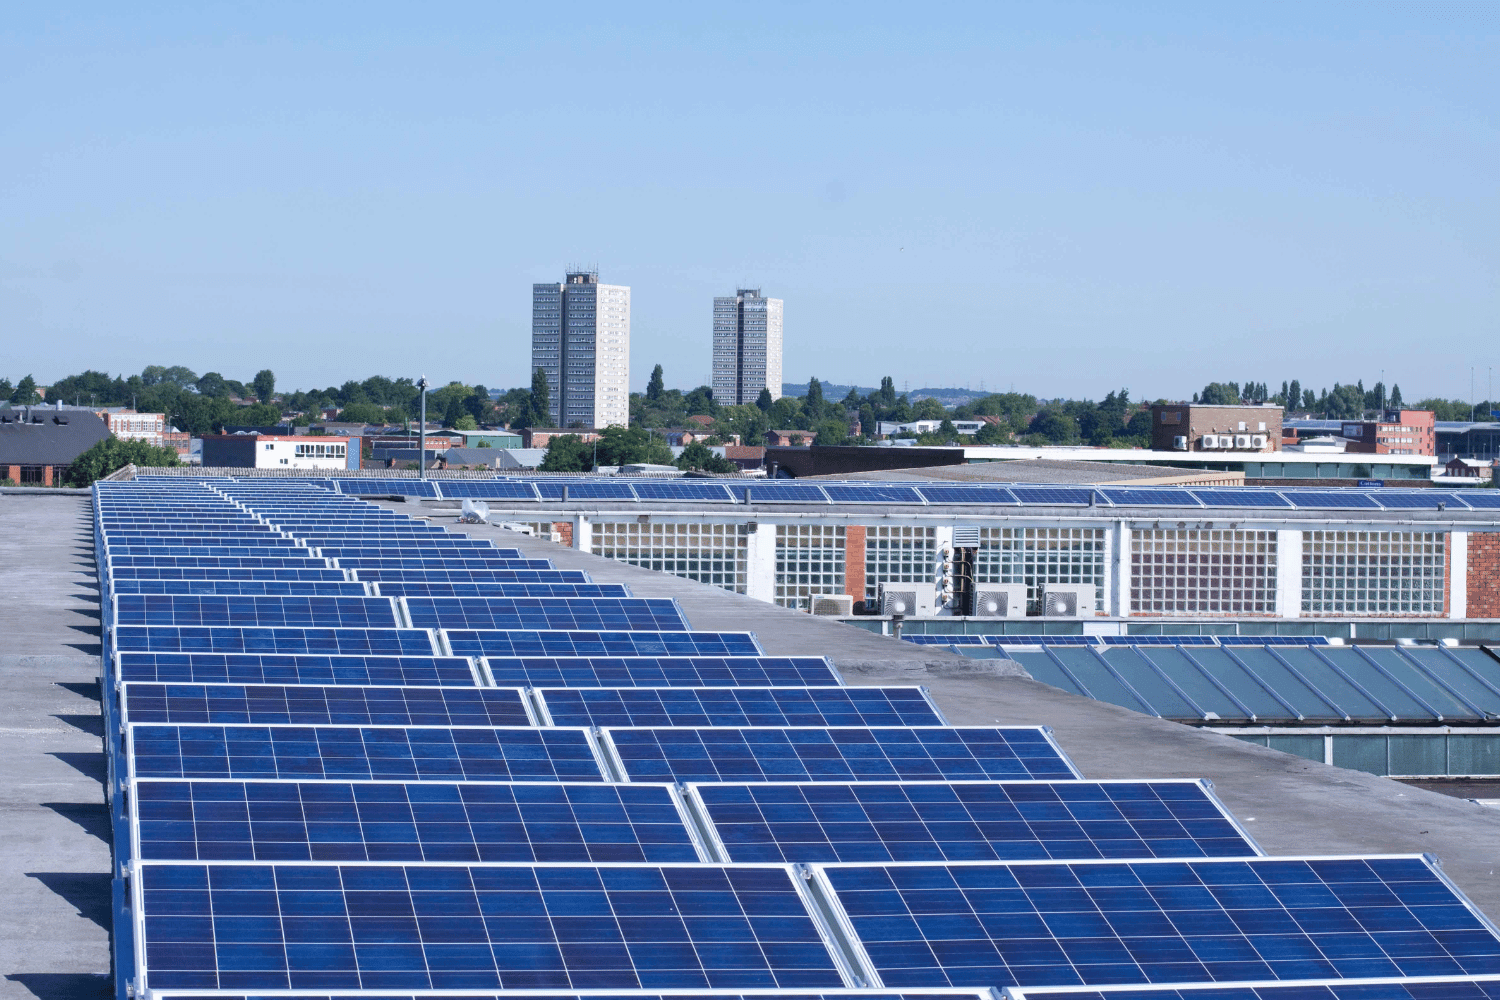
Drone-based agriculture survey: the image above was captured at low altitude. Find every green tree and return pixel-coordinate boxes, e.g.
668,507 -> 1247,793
936,418 -> 959,442
252,369 -> 276,403
538,434 -> 593,472
64,438 -> 181,486
646,364 -> 665,402
755,388 -> 774,412
0,378 -> 13,400
814,418 -> 850,446
10,374 -> 41,404
142,365 -> 198,388
912,397 -> 946,421
339,402 -> 386,424
528,368 -> 551,427
975,420 -> 1008,445
1390,384 -> 1403,408
675,441 -> 736,473
596,426 -> 674,466
1028,407 -> 1080,444
683,385 -> 718,417
805,377 -> 824,414
196,372 -> 231,397
1287,380 -> 1302,413
1198,382 -> 1240,405
453,414 -> 478,430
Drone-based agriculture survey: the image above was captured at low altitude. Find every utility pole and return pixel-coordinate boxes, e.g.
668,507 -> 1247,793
417,376 -> 429,480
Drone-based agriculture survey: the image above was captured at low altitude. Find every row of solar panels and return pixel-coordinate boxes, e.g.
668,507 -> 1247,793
904,635 -> 1335,648
95,481 -> 1500,1000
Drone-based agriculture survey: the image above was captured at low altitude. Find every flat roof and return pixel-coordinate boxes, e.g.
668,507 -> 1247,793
963,445 -> 1437,466
803,458 -> 1237,485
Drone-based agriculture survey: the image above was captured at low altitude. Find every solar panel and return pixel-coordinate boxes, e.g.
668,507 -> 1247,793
133,862 -> 845,990
904,635 -> 991,646
818,855 -> 1500,989
1456,492 -> 1500,509
482,655 -> 841,688
1100,636 -> 1217,646
742,482 -> 831,503
435,480 -> 542,500
334,479 -> 439,497
534,480 -> 639,500
374,582 -> 629,599
606,727 -> 1080,783
122,683 -> 531,727
107,567 -> 349,583
113,626 -> 438,656
109,556 -> 332,570
405,597 -> 688,631
1284,490 -> 1382,510
1097,488 -> 1202,508
987,636 -> 1103,647
354,568 -> 591,584
822,484 -> 927,505
1372,491 -> 1465,510
113,595 -> 399,628
132,780 -> 701,863
109,580 -> 369,597
128,725 -> 605,782
445,630 -> 763,658
1007,977 -> 1500,1000
630,481 -> 737,503
915,485 -> 1020,505
1009,487 -> 1099,506
115,653 -> 478,686
1187,488 -> 1295,509
537,686 -> 943,728
336,558 -> 557,571
1217,635 -> 1331,646
691,779 -> 1259,863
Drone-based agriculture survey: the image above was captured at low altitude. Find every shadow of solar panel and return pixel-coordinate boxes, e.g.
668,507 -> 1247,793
133,780 -> 700,863
915,485 -> 1020,505
406,597 -> 688,631
110,580 -> 369,597
112,627 -> 437,656
819,856 -> 1500,989
694,780 -> 1258,863
482,656 -> 840,688
115,653 -> 477,686
113,595 -> 399,628
1097,489 -> 1202,507
128,725 -> 604,781
823,484 -> 926,504
742,482 -> 831,503
607,728 -> 1079,783
134,862 -> 845,990
435,480 -> 542,500
1009,486 -> 1098,505
375,582 -> 629,598
122,684 -> 530,727
1187,488 -> 1294,509
1006,976 -> 1500,1000
446,630 -> 762,658
540,687 -> 941,728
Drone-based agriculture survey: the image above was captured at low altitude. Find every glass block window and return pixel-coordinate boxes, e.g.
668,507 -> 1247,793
592,520 -> 748,594
1130,529 -> 1277,615
864,525 -> 937,600
775,524 -> 846,609
973,526 -> 1106,612
515,522 -> 562,542
1302,530 -> 1444,616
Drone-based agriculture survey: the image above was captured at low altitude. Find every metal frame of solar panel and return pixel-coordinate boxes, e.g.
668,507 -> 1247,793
405,596 -> 689,632
533,685 -> 946,728
443,629 -> 763,658
479,655 -> 842,688
119,682 -> 535,727
686,778 -> 1262,864
1003,975 -> 1500,1000
114,652 -> 483,687
601,726 -> 1083,784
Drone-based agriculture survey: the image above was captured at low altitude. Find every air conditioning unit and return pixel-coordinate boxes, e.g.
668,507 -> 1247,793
1251,434 -> 1267,449
972,584 -> 1027,618
1037,583 -> 1097,618
879,583 -> 931,617
1173,435 -> 1188,451
1234,434 -> 1251,450
1200,435 -> 1219,449
809,593 -> 854,617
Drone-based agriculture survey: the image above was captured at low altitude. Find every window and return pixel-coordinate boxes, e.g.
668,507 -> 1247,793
593,521 -> 747,594
776,524 -> 845,608
1131,529 -> 1277,615
19,465 -> 44,484
1302,530 -> 1444,616
264,443 -> 274,450
865,525 -> 936,600
974,526 -> 1107,613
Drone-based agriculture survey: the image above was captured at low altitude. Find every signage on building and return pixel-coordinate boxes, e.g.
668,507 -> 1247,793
1358,479 -> 1384,488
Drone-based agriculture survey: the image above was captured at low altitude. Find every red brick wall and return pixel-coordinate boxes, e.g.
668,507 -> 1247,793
1469,533 -> 1500,618
844,526 -> 866,602
553,521 -> 574,547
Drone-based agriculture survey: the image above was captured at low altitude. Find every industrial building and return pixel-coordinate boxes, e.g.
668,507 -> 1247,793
532,268 -> 631,428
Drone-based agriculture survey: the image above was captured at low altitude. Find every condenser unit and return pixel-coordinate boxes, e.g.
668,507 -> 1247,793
972,584 -> 1027,618
1251,434 -> 1267,449
1234,434 -> 1251,449
1200,435 -> 1219,449
809,593 -> 854,617
1172,435 -> 1188,451
1037,583 -> 1097,618
879,583 -> 931,617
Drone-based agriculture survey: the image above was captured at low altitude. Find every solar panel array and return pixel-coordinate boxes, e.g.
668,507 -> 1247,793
94,478 -> 1500,1000
904,634 -> 1332,649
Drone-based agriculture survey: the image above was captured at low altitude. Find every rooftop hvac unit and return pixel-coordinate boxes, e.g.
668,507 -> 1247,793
1037,583 -> 1097,618
1251,434 -> 1267,449
972,584 -> 1027,618
1173,435 -> 1188,450
1234,434 -> 1251,450
1200,435 -> 1219,449
809,593 -> 854,617
879,583 -> 931,617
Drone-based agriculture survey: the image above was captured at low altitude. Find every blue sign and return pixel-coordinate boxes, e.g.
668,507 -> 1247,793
1490,410 -> 1500,419
1358,479 -> 1384,488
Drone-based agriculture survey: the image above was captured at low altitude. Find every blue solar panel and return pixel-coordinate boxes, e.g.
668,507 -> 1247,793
134,862 -> 844,990
316,546 -> 504,560
436,480 -> 542,500
113,627 -> 437,656
1372,491 -> 1465,510
482,656 -> 841,688
1217,635 -> 1331,646
1456,492 -> 1500,510
607,727 -> 1080,783
538,687 -> 942,728
113,595 -> 399,628
1100,636 -> 1217,646
334,479 -> 439,497
109,556 -> 331,570
819,855 -> 1500,989
534,480 -> 639,500
122,684 -> 530,727
823,484 -> 927,505
1010,487 -> 1099,506
693,780 -> 1258,863
336,558 -> 557,571
1188,488 -> 1295,509
446,630 -> 762,658
107,545 -> 305,557
354,568 -> 591,584
107,567 -> 349,583
904,635 -> 991,646
1284,490 -> 1382,510
1097,489 -> 1202,508
110,580 -> 368,597
133,780 -> 700,863
630,481 -> 737,503
115,653 -> 477,686
915,485 -> 1020,505
375,582 -> 630,598
987,636 -> 1103,647
405,597 -> 688,631
742,482 -> 831,503
129,725 -> 604,781
1008,977 -> 1500,1000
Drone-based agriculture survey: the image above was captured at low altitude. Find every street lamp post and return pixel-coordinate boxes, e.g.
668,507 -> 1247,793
417,376 -> 429,480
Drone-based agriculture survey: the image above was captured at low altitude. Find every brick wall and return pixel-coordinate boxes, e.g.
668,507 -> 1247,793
553,521 -> 574,547
844,526 -> 866,602
1469,533 -> 1500,618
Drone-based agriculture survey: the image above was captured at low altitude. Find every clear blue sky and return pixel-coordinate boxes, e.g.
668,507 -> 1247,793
4,2 -> 1497,401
